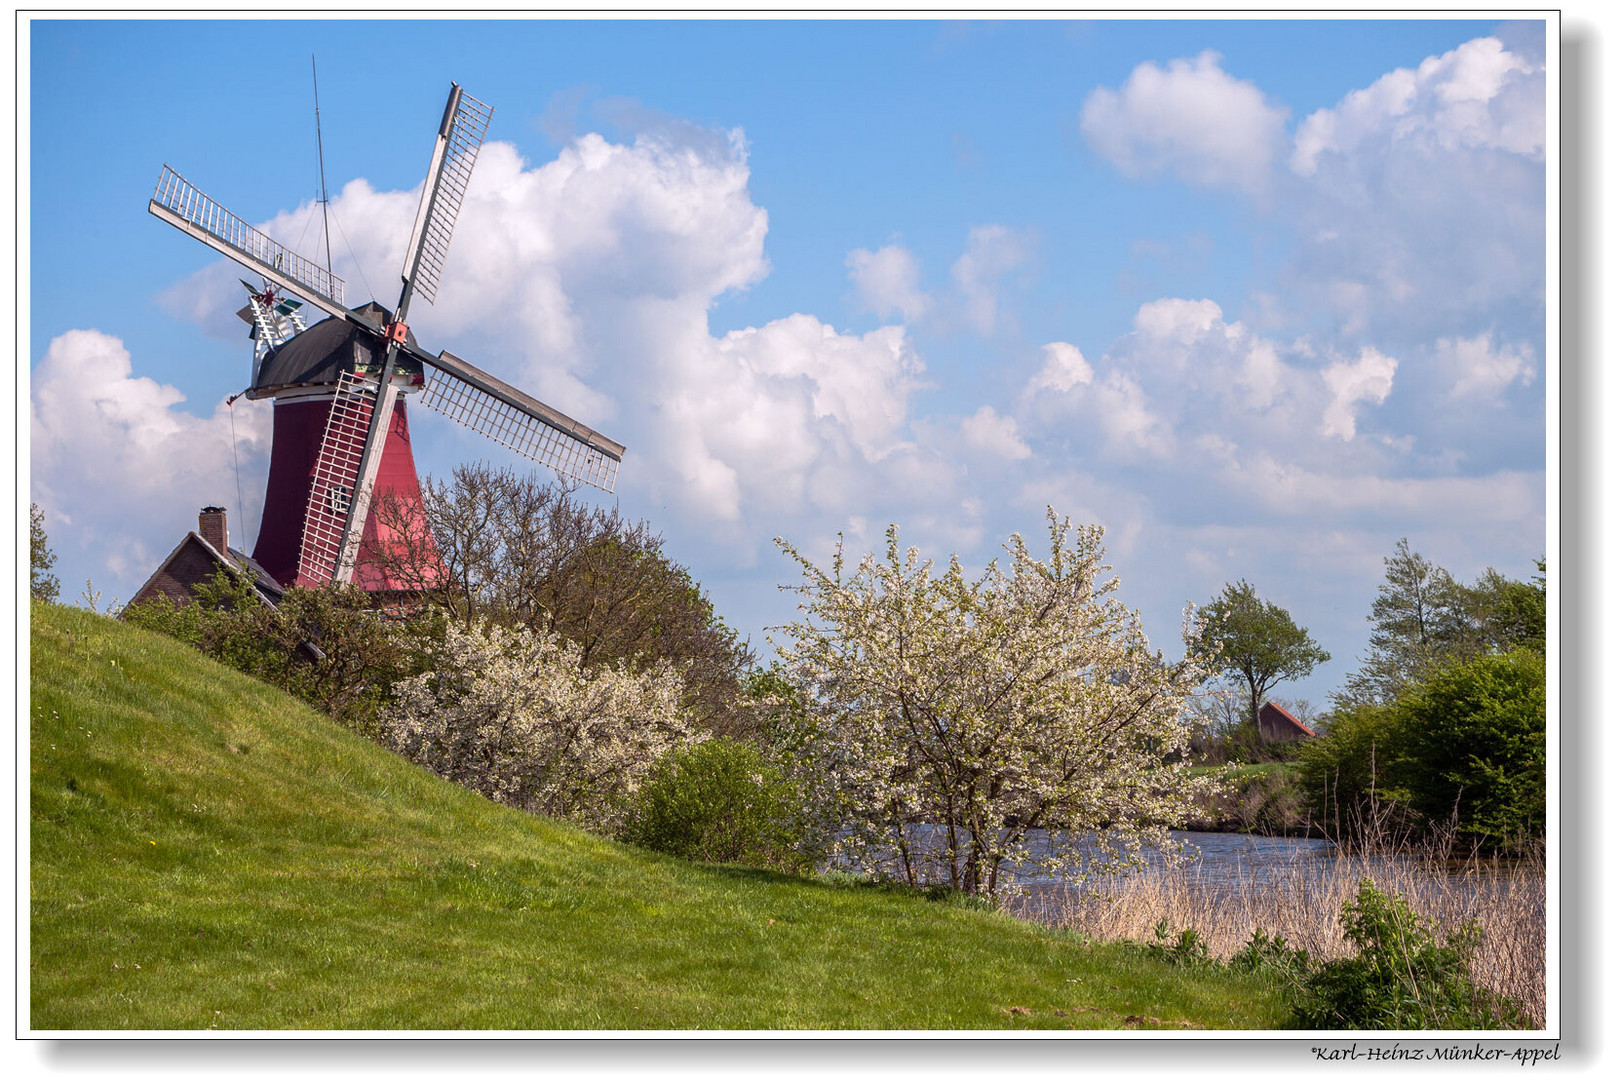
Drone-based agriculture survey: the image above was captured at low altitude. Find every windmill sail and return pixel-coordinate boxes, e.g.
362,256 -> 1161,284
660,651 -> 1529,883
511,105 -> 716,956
321,85 -> 494,586
296,370 -> 380,585
149,167 -> 350,320
150,82 -> 629,594
417,349 -> 624,493
399,86 -> 492,307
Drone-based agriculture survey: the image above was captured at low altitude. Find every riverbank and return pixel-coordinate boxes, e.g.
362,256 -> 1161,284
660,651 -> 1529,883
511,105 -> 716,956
1003,836 -> 1545,1029
1179,762 -> 1316,836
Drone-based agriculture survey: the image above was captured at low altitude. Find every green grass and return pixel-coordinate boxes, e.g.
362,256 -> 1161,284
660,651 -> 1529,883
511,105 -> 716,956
1187,762 -> 1300,781
30,601 -> 1293,1031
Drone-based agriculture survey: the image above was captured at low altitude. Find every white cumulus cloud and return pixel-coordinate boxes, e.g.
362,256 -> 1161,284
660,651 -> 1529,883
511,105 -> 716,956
1320,347 -> 1399,440
1438,333 -> 1538,399
1026,341 -> 1094,395
1080,50 -> 1289,195
846,243 -> 932,322
30,329 -> 273,582
1280,36 -> 1545,349
960,405 -> 1032,461
1021,298 -> 1412,467
1292,36 -> 1543,177
668,315 -> 929,522
951,225 -> 1033,336
1133,297 -> 1227,347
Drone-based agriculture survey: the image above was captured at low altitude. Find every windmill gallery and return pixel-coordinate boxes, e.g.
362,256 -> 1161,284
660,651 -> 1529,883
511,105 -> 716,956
127,85 -> 625,611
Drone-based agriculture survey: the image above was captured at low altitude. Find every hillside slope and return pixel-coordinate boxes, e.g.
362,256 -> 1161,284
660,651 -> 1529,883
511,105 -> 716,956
29,601 -> 1290,1030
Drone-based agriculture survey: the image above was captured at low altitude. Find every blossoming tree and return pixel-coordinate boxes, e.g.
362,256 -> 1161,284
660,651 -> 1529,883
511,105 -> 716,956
384,621 -> 698,832
772,510 -> 1216,897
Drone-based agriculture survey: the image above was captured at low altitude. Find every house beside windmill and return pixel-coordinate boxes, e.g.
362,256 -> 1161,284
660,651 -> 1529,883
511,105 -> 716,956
125,506 -> 285,612
1257,701 -> 1317,744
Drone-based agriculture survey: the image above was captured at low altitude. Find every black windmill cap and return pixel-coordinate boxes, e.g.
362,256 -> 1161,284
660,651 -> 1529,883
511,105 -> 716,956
245,302 -> 419,399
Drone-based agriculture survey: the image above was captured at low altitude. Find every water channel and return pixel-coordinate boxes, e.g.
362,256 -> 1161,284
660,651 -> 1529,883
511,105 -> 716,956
842,826 -> 1540,921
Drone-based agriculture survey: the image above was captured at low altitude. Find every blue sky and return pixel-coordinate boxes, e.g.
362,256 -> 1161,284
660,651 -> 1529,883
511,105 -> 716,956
27,17 -> 1550,710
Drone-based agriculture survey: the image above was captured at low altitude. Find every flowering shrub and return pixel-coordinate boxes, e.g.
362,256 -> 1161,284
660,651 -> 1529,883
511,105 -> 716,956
383,621 -> 698,833
773,509 -> 1219,897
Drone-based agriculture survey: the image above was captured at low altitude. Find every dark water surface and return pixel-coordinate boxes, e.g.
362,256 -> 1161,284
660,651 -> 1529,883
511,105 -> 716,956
839,825 -> 1334,893
998,828 -> 1544,926
850,825 -> 1538,918
1016,828 -> 1334,888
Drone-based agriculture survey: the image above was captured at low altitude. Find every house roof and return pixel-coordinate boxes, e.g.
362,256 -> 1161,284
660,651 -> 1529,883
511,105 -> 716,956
1258,701 -> 1316,739
125,530 -> 286,611
222,542 -> 286,603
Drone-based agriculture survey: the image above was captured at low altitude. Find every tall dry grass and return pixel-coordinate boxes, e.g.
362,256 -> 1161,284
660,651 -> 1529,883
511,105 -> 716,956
1005,839 -> 1545,1029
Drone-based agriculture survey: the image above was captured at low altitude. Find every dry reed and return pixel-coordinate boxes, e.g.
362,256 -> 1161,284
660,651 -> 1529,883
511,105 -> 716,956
1004,839 -> 1545,1029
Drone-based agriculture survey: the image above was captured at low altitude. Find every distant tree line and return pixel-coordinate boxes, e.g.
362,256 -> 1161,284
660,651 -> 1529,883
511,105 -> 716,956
1175,537 -> 1544,854
1334,539 -> 1545,708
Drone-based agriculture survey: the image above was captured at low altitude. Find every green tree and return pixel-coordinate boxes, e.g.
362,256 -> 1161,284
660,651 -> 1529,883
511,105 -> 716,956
1191,580 -> 1329,738
1297,700 -> 1412,841
1456,562 -> 1546,656
1339,542 -> 1546,707
1301,649 -> 1544,852
1398,649 -> 1545,851
30,503 -> 60,603
1338,540 -> 1464,706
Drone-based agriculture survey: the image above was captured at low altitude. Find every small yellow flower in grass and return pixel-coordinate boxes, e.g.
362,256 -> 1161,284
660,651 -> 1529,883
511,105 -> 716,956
150,841 -> 156,846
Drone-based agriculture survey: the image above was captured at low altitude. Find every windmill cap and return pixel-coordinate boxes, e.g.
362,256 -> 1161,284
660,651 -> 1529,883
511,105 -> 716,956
246,302 -> 420,399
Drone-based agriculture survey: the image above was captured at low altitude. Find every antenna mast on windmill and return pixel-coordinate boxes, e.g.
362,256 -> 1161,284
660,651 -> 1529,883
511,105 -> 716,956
311,55 -> 334,279
149,83 -> 625,591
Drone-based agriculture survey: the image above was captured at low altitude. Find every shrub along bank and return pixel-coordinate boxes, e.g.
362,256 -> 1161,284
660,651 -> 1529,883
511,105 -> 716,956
1298,649 -> 1545,852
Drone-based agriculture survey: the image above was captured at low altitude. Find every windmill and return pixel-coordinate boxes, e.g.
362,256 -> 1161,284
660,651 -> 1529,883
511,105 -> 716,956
148,84 -> 624,591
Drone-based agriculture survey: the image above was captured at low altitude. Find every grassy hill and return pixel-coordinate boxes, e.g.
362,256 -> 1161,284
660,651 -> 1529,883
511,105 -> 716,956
29,601 -> 1292,1030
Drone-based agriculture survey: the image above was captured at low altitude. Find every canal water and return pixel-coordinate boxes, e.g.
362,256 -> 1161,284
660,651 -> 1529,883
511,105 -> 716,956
838,825 -> 1332,889
1014,828 -> 1334,888
839,825 -> 1537,913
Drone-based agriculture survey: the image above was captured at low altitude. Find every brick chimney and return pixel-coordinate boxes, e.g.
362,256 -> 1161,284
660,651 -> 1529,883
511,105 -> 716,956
199,506 -> 229,554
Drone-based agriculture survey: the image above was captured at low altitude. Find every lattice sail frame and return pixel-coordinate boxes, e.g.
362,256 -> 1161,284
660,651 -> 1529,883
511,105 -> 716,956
151,166 -> 347,313
150,85 -> 629,573
418,364 -> 620,493
297,372 -> 378,585
406,90 -> 492,307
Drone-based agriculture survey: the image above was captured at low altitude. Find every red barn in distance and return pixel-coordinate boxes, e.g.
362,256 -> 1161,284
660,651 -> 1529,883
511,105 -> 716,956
1257,701 -> 1318,744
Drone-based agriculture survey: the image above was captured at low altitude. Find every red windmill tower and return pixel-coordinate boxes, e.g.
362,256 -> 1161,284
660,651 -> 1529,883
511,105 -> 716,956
148,85 -> 624,594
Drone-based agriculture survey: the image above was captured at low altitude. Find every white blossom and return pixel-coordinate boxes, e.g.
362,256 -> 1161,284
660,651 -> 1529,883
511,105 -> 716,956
383,621 -> 699,832
772,509 -> 1219,896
